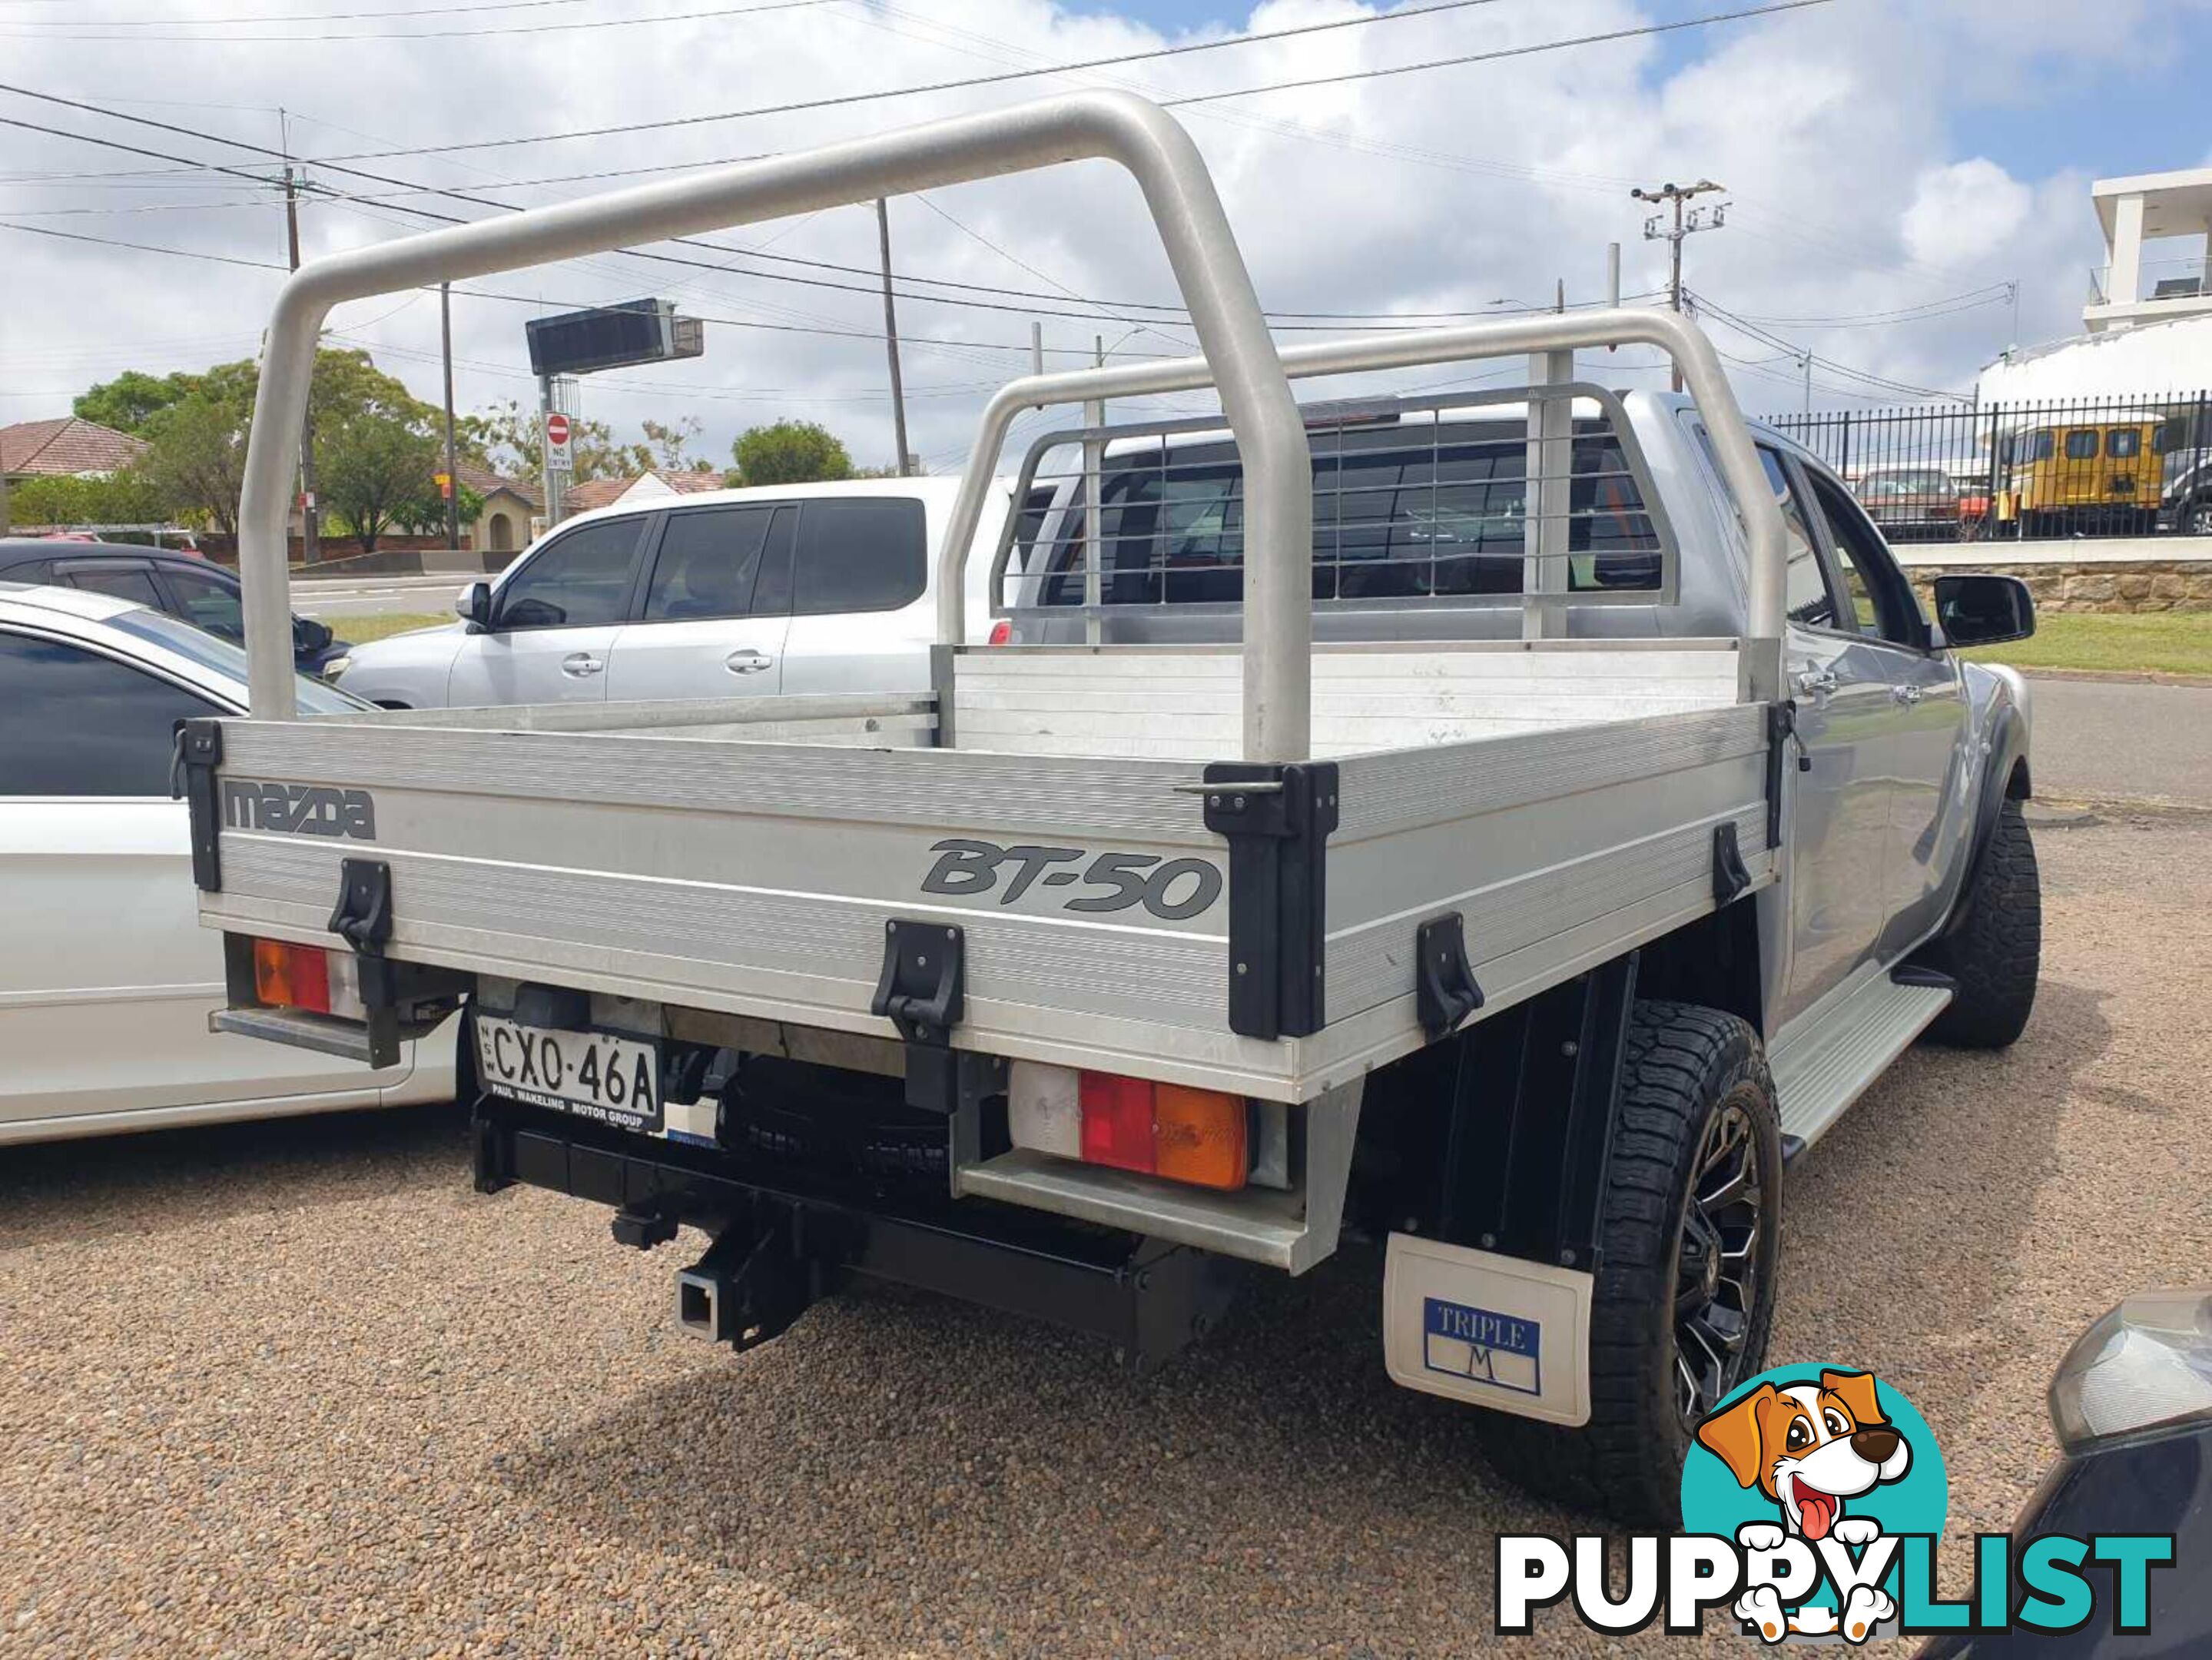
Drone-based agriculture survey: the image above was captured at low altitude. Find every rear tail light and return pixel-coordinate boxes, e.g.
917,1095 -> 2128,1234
987,618 -> 1013,646
250,938 -> 364,1020
1011,1062 -> 1248,1190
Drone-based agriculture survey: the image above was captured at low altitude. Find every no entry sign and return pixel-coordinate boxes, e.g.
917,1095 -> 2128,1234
544,410 -> 572,467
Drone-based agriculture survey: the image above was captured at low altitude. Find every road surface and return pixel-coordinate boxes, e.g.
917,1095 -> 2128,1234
2025,675 -> 2212,808
292,573 -> 469,619
3,815 -> 2204,1655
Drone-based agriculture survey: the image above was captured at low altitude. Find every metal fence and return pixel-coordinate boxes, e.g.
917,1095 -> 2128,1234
1760,391 -> 2212,542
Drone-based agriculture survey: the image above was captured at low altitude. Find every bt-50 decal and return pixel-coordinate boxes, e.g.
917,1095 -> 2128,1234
920,837 -> 1222,920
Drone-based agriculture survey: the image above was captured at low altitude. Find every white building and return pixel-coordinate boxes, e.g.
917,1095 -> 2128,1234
1979,166 -> 2212,404
2084,167 -> 2212,335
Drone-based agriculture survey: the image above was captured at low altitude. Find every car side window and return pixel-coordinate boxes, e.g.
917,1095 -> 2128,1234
494,517 -> 645,629
1756,446 -> 1846,632
790,497 -> 927,616
640,505 -> 778,622
155,565 -> 247,642
1802,469 -> 1922,647
60,562 -> 163,608
0,630 -> 222,795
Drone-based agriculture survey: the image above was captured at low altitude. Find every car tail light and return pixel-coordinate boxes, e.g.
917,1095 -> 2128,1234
1152,1083 -> 1249,1189
250,938 -> 363,1019
987,619 -> 1013,646
1010,1062 -> 1247,1190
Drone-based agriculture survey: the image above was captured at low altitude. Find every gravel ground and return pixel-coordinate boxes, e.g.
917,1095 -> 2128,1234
3,808 -> 2207,1658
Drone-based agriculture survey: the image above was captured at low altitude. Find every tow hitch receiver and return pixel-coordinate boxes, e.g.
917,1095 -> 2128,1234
676,1219 -> 827,1352
478,1099 -> 1243,1370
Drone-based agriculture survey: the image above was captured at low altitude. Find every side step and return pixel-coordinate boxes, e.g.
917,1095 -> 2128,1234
1769,968 -> 1953,1161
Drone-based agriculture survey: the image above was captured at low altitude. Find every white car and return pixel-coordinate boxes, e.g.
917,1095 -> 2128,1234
330,476 -> 1013,709
0,583 -> 455,1144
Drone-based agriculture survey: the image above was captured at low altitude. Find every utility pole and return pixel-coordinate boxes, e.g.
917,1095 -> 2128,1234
875,198 -> 910,476
1030,320 -> 1043,377
1801,350 -> 1813,415
282,155 -> 320,565
440,281 -> 460,552
1630,178 -> 1726,391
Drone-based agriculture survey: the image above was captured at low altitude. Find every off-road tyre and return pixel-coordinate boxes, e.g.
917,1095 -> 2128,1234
1922,798 -> 2041,1048
1471,999 -> 1781,1528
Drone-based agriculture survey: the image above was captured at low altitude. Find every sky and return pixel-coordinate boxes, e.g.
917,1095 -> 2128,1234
2,0 -> 2210,478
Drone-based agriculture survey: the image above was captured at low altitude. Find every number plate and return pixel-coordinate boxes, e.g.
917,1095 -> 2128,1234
474,1014 -> 662,1133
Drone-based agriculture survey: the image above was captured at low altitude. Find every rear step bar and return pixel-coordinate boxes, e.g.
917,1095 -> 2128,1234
477,1099 -> 1243,1372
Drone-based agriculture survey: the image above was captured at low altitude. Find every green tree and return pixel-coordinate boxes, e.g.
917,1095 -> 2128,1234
642,415 -> 711,472
74,369 -> 201,436
730,420 -> 854,486
138,361 -> 259,537
134,347 -> 444,543
8,468 -> 172,527
459,399 -> 648,483
321,408 -> 440,553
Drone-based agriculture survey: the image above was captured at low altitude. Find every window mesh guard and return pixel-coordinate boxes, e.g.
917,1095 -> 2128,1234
993,383 -> 1680,618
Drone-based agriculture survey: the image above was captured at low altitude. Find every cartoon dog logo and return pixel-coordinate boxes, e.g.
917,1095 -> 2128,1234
1694,1369 -> 1913,1642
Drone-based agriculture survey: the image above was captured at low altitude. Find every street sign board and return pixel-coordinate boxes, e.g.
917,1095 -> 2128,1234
544,411 -> 572,470
525,298 -> 705,377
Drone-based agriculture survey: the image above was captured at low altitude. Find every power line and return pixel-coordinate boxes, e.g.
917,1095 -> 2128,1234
1716,285 -> 2012,328
1689,289 -> 1970,403
0,214 -> 1172,360
0,87 -> 1590,332
0,0 -> 829,42
1160,1 -> 1835,108
11,0 -> 613,25
277,0 -> 1827,164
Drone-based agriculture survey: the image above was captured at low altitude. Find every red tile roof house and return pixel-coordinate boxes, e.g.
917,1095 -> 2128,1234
0,417 -> 148,483
560,468 -> 727,515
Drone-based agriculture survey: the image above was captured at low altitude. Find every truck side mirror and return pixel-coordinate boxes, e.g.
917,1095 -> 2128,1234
1932,573 -> 2035,649
455,580 -> 492,632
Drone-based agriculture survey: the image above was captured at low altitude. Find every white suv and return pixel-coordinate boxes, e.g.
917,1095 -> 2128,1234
330,477 -> 1008,709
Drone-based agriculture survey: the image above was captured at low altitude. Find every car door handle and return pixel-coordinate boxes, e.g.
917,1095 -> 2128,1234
724,649 -> 775,675
560,651 -> 604,678
1793,668 -> 1839,698
1891,683 -> 1923,705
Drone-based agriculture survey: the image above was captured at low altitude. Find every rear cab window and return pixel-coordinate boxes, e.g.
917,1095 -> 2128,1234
1027,415 -> 1663,609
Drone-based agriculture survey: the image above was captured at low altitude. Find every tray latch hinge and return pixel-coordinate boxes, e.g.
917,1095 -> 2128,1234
328,858 -> 402,1067
1415,911 -> 1484,1041
174,717 -> 224,892
1765,699 -> 1807,848
1711,821 -> 1753,907
871,919 -> 964,1047
1202,760 -> 1339,1042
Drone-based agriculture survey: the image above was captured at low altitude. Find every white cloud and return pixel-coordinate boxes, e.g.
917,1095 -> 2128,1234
1901,159 -> 2033,272
0,0 -> 2179,471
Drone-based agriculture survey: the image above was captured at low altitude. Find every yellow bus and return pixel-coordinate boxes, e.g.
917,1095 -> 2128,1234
1995,419 -> 2164,536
